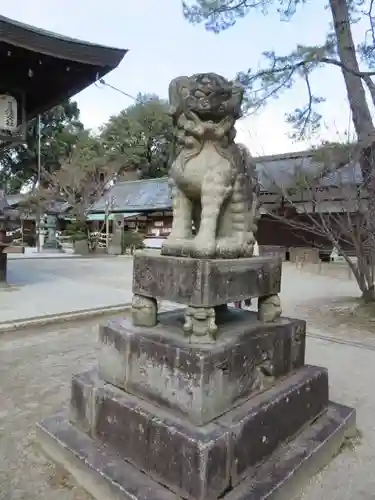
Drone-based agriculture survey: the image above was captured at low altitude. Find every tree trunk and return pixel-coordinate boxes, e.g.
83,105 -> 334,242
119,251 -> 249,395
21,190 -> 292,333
329,0 -> 374,139
361,285 -> 375,303
363,75 -> 375,109
330,0 -> 375,299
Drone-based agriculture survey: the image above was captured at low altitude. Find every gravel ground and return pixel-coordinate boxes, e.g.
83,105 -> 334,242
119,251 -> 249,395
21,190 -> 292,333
0,263 -> 373,500
0,320 -> 99,500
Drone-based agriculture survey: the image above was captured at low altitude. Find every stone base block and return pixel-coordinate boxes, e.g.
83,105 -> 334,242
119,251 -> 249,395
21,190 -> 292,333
132,252 -> 281,306
259,245 -> 286,260
37,402 -> 356,500
98,309 -> 306,425
42,243 -> 63,251
69,365 -> 328,500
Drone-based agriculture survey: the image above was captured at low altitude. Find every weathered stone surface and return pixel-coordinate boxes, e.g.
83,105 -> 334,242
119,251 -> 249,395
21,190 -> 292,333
37,402 -> 355,500
162,73 -> 259,260
108,214 -> 124,255
69,365 -> 328,500
259,245 -> 286,260
69,370 -> 100,433
132,252 -> 281,307
217,365 -> 329,486
258,294 -> 282,323
73,371 -> 231,500
98,309 -> 306,425
131,294 -> 157,327
37,412 -> 180,500
183,305 -> 218,341
224,403 -> 356,499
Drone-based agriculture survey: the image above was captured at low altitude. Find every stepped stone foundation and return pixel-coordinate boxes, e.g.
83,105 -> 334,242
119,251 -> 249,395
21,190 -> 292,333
37,253 -> 355,500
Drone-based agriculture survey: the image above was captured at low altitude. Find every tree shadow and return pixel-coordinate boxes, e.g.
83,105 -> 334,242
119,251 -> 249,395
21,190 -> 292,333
5,261 -> 54,286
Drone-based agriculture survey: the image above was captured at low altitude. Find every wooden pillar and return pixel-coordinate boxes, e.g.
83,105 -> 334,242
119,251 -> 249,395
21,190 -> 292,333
0,252 -> 7,283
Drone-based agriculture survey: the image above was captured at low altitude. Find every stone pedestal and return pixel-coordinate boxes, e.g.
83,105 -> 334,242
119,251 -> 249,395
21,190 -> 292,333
108,214 -> 124,255
65,365 -> 330,500
98,310 -> 306,425
37,253 -> 356,500
132,252 -> 281,307
132,252 -> 283,339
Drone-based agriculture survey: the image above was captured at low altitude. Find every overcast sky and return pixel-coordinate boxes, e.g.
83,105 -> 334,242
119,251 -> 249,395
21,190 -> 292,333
2,0 -> 363,155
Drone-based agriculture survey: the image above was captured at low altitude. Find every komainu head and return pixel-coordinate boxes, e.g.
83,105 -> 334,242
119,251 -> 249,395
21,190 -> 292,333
168,73 -> 244,123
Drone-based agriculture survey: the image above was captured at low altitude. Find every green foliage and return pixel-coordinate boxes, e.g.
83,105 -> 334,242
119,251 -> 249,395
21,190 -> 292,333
62,220 -> 88,242
183,0 -> 310,32
236,44 -> 333,136
0,93 -> 174,195
121,230 -> 144,252
182,0 -> 264,32
100,94 -> 174,179
0,101 -> 84,192
182,0 -> 375,139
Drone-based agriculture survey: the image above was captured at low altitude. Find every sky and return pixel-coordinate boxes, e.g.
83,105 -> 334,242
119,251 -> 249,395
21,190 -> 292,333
2,0 -> 367,156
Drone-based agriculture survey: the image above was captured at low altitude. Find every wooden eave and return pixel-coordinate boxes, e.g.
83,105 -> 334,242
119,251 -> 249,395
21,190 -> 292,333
0,15 -> 128,119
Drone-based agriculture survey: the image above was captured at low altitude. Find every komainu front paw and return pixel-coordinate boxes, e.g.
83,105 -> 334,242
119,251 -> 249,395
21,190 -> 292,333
191,236 -> 216,258
215,235 -> 255,258
161,237 -> 194,257
215,237 -> 241,259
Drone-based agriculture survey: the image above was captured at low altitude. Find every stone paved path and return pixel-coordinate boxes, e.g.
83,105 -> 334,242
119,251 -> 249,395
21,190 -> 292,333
8,247 -> 76,259
1,256 -> 362,326
0,257 -> 134,324
0,262 -> 373,499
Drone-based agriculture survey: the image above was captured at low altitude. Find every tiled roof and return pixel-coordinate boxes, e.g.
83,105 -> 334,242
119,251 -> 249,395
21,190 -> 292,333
0,14 -> 127,70
255,150 -> 362,191
90,150 -> 362,213
90,178 -> 172,213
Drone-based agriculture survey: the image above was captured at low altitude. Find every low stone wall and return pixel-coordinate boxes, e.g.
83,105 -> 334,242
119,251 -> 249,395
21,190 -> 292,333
259,245 -> 286,260
289,247 -> 320,264
295,261 -> 355,280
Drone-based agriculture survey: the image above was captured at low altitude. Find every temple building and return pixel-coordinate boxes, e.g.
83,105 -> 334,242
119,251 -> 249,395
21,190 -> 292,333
0,14 -> 127,147
89,149 -> 364,260
0,14 -> 127,269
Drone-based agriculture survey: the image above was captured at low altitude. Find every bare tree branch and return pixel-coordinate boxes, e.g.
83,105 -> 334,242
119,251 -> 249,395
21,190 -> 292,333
261,143 -> 375,299
363,73 -> 375,107
248,55 -> 375,82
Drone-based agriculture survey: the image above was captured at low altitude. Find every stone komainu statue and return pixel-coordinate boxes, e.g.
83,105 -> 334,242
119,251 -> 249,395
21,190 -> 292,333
161,72 -> 260,259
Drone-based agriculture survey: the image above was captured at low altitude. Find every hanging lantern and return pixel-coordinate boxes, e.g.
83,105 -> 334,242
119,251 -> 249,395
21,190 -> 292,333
0,94 -> 18,133
0,92 -> 26,145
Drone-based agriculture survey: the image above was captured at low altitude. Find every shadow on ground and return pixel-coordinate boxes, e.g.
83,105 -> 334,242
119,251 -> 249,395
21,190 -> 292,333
6,265 -> 53,286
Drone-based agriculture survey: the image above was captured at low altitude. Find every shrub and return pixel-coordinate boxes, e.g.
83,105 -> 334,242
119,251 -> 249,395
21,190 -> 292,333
62,221 -> 88,242
121,231 -> 144,254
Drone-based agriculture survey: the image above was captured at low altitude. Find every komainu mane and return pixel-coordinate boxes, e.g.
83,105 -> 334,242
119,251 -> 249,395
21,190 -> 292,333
161,72 -> 260,259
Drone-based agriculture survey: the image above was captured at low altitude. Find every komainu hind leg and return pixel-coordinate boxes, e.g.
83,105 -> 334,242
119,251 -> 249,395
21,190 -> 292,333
216,172 -> 256,258
162,182 -> 194,256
